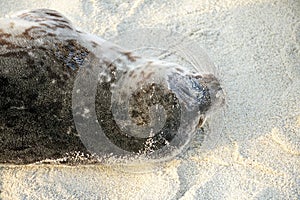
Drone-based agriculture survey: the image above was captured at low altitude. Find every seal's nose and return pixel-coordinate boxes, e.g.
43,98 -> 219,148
196,74 -> 225,111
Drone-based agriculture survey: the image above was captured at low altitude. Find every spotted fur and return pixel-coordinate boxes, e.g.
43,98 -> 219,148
0,9 -> 222,164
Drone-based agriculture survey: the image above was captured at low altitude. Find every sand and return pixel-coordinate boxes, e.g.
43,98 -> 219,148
0,0 -> 299,199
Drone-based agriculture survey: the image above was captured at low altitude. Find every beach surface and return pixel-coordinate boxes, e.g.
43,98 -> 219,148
0,0 -> 299,199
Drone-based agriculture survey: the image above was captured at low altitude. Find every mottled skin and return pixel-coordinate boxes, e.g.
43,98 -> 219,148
0,10 -> 91,164
0,9 -> 222,164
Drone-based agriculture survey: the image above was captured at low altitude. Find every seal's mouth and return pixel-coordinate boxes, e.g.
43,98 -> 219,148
192,74 -> 224,129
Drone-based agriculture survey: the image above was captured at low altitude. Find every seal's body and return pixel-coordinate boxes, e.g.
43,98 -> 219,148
0,9 -> 223,164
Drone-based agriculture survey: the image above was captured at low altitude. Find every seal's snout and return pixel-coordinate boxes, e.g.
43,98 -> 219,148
198,74 -> 225,110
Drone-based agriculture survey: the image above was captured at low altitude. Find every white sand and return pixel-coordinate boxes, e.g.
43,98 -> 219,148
0,0 -> 299,199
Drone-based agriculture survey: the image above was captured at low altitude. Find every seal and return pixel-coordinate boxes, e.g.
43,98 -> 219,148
0,9 -> 224,164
